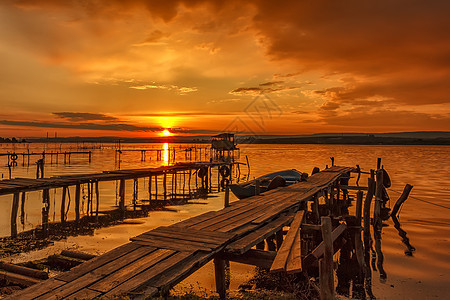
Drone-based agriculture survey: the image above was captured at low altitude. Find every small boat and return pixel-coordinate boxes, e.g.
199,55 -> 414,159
230,169 -> 305,199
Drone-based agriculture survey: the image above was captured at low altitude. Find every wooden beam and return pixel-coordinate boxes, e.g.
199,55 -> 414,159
303,223 -> 347,266
270,210 -> 304,273
11,192 -> 20,238
221,249 -> 276,269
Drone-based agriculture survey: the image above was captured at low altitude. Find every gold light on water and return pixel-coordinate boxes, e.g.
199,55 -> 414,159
163,142 -> 169,165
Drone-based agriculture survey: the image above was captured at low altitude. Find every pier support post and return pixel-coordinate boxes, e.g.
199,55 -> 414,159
119,179 -> 125,218
61,186 -> 67,224
11,193 -> 20,238
95,181 -> 99,221
163,172 -> 167,200
224,184 -> 230,208
214,258 -> 228,300
320,216 -> 334,300
42,189 -> 50,237
363,177 -> 375,295
75,184 -> 81,223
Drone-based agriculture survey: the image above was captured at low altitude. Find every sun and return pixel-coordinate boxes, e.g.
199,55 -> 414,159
161,129 -> 172,136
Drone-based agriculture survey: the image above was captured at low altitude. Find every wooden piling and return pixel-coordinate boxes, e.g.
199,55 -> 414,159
20,192 -> 26,226
255,179 -> 260,196
75,184 -> 81,223
224,184 -> 230,208
163,172 -> 167,200
119,179 -> 125,218
11,192 -> 20,238
95,181 -> 99,221
320,216 -> 334,300
214,258 -> 227,299
42,189 -> 50,237
61,186 -> 67,224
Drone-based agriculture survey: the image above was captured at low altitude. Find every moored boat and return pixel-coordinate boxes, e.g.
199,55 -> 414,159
230,169 -> 306,199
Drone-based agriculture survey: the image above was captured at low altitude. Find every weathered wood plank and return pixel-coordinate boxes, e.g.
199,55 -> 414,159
57,243 -> 142,282
221,249 -> 276,269
226,214 -> 293,254
3,278 -> 64,300
103,251 -> 200,297
89,249 -> 174,292
285,228 -> 302,273
270,210 -> 305,273
131,236 -> 212,252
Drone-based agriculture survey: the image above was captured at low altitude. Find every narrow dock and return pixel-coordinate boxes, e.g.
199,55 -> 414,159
7,165 -> 355,299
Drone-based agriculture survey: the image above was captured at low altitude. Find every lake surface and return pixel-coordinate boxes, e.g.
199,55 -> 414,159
1,143 -> 449,299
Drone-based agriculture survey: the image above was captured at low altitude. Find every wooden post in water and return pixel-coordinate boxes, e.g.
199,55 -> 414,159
61,186 -> 67,224
214,258 -> 227,299
148,176 -> 152,201
163,172 -> 167,200
42,189 -> 50,237
119,179 -> 125,218
320,216 -> 334,300
75,184 -> 81,223
95,181 -> 99,221
224,184 -> 230,208
363,177 -> 375,293
255,179 -> 260,196
20,192 -> 26,226
11,192 -> 20,238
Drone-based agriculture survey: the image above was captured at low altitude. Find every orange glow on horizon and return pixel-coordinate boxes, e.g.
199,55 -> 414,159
161,129 -> 172,136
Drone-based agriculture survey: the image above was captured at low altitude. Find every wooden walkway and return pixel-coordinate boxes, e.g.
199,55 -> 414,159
7,166 -> 353,299
0,162 -> 229,196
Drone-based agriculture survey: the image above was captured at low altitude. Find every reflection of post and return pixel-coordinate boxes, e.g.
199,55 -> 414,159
391,184 -> 414,255
374,170 -> 387,280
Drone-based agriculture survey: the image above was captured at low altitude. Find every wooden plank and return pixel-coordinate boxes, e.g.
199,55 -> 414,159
103,251 -> 200,297
66,288 -> 102,299
285,228 -> 302,273
57,243 -> 141,282
89,249 -> 174,292
3,278 -> 65,300
0,270 -> 41,287
221,249 -> 276,269
131,236 -> 212,252
270,210 -> 305,273
226,214 -> 293,254
150,226 -> 236,243
135,232 -> 222,249
35,246 -> 158,300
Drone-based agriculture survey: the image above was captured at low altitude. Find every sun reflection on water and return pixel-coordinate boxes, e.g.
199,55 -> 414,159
163,142 -> 169,165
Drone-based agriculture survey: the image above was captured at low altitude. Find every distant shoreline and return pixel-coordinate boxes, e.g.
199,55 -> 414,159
3,136 -> 450,145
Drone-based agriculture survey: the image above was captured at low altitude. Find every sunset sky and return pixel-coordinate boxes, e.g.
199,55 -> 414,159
1,0 -> 449,137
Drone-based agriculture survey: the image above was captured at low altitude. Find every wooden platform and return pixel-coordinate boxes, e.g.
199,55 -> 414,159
0,162 -> 228,196
7,166 -> 353,299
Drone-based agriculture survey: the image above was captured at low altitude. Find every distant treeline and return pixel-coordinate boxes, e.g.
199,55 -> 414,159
246,136 -> 450,145
0,137 -> 26,143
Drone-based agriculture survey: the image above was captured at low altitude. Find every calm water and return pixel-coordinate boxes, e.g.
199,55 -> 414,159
1,143 -> 449,298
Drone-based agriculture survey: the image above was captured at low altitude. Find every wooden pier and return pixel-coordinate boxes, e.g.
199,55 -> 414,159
0,161 -> 237,238
5,165 -> 384,299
